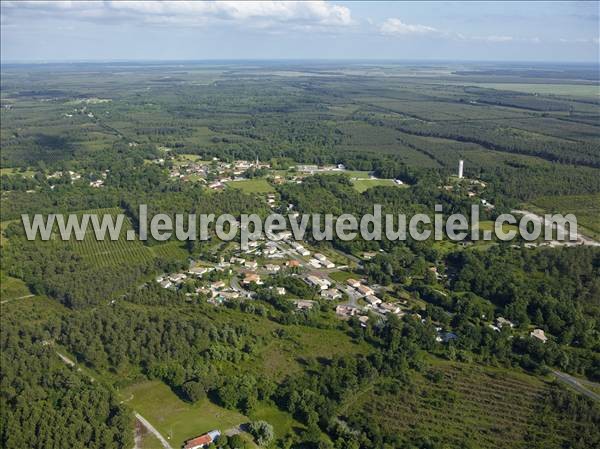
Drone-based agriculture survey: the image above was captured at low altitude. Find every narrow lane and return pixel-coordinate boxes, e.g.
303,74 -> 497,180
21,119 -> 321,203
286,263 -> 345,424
552,370 -> 600,402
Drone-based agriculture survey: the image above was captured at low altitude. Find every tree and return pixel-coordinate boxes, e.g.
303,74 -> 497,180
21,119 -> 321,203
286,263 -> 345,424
182,380 -> 206,403
248,420 -> 274,446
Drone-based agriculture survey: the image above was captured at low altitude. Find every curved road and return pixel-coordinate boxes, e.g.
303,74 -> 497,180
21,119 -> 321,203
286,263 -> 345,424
552,370 -> 600,402
511,210 -> 600,246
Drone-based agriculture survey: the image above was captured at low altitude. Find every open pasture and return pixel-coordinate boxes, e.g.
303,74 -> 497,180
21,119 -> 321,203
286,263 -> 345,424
225,178 -> 275,194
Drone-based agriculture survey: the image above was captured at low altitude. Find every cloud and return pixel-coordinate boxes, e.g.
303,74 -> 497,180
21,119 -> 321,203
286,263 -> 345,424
454,34 -> 548,44
379,18 -> 437,36
481,35 -> 513,43
559,37 -> 599,45
1,1 -> 354,29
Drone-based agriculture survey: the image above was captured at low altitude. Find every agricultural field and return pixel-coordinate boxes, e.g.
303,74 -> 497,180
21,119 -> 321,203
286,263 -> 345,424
528,193 -> 600,240
66,208 -> 187,267
342,360 -> 559,449
461,83 -> 599,97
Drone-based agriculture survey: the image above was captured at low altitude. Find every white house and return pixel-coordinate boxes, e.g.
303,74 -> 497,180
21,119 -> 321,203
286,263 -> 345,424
306,275 -> 331,290
245,260 -> 258,269
321,288 -> 342,300
346,278 -> 361,288
365,295 -> 382,306
265,264 -> 281,273
530,328 -> 548,343
356,284 -> 375,297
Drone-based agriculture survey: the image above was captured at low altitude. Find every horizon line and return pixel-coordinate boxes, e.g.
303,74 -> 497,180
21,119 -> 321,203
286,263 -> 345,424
2,57 -> 598,66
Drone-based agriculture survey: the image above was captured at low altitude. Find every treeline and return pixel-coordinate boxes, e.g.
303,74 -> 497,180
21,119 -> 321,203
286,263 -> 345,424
447,245 -> 600,378
392,119 -> 600,169
2,233 -> 155,308
482,163 -> 600,201
56,300 -> 259,394
1,317 -> 132,449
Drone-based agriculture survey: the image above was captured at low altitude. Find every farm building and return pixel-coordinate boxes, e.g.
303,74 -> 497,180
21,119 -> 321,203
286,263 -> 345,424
184,430 -> 221,449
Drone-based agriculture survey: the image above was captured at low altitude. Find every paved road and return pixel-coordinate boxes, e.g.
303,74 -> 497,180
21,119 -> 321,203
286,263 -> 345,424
230,276 -> 252,297
511,210 -> 600,246
552,370 -> 600,402
135,413 -> 173,449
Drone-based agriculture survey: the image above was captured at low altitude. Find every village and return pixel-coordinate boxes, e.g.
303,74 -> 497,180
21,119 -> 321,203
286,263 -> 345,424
145,155 -> 556,346
25,151 -> 550,347
154,218 -> 550,347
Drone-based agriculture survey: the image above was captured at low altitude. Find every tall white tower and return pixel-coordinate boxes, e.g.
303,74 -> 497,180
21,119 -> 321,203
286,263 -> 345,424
458,159 -> 464,179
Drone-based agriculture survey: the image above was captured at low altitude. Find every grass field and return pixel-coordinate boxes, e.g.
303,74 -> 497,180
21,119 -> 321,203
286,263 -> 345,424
225,178 -> 275,194
342,359 -> 556,449
0,271 -> 31,301
171,153 -> 212,167
249,403 -> 303,441
138,428 -> 163,449
478,220 -> 520,235
121,380 -> 250,448
329,270 -> 360,283
528,193 -> 600,240
0,167 -> 35,177
329,170 -> 372,179
203,307 -> 370,381
352,178 -> 399,193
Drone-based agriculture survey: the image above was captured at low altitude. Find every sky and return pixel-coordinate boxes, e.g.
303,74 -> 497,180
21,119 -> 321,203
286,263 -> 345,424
1,1 -> 599,63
